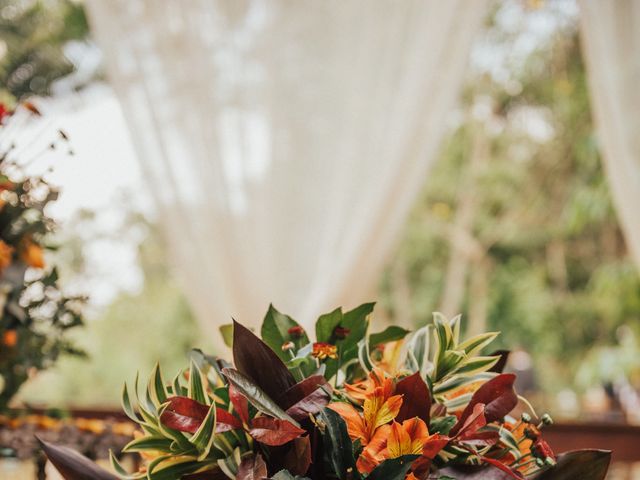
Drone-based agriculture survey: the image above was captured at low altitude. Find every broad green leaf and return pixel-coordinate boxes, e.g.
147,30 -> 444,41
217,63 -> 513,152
261,304 -> 309,361
219,324 -> 233,348
315,307 -> 343,343
319,408 -> 359,480
367,455 -> 419,480
369,325 -> 410,347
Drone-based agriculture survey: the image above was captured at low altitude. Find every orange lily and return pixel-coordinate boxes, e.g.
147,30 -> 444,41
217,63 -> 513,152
343,367 -> 393,402
328,380 -> 402,445
357,417 -> 449,475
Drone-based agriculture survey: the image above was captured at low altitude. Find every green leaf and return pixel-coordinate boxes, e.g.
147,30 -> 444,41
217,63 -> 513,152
121,383 -> 140,423
110,451 -> 147,479
122,436 -> 173,453
458,332 -> 500,356
319,408 -> 359,480
369,325 -> 410,348
261,304 -> 309,361
219,324 -> 233,348
148,363 -> 168,407
147,456 -> 213,480
315,307 -> 343,343
222,368 -> 299,426
454,355 -> 500,376
429,415 -> 457,435
189,403 -> 217,460
367,455 -> 419,480
188,361 -> 209,405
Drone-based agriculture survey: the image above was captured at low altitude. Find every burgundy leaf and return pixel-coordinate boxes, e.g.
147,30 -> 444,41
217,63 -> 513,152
248,417 -> 305,446
216,408 -> 243,433
533,449 -> 611,480
438,464 -> 518,480
285,385 -> 331,421
183,469 -> 231,480
454,403 -> 487,440
395,372 -> 432,425
160,396 -> 209,433
489,350 -> 511,373
38,438 -> 117,480
278,375 -> 329,409
160,396 -> 241,434
282,435 -> 312,476
481,457 -> 525,479
236,453 -> 268,480
229,383 -> 250,424
450,374 -> 517,436
233,320 -> 296,401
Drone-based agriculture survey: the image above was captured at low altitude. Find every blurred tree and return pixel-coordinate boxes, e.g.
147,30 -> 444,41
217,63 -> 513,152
18,215 -> 206,406
380,1 -> 640,406
0,0 -> 89,101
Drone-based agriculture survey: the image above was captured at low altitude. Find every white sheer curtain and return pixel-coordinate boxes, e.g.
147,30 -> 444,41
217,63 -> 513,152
86,0 -> 488,344
579,0 -> 640,269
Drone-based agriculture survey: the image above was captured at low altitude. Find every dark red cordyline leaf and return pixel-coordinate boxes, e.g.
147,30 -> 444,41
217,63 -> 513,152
395,372 -> 431,425
38,438 -> 118,480
248,417 -> 305,446
215,408 -> 243,433
279,375 -> 329,409
160,396 -> 241,434
236,453 -> 268,480
450,374 -> 517,437
229,384 -> 250,424
160,396 -> 209,433
233,320 -> 296,401
282,435 -> 312,476
481,457 -> 525,479
286,384 -> 331,421
454,403 -> 487,440
533,449 -> 611,480
489,350 -> 511,373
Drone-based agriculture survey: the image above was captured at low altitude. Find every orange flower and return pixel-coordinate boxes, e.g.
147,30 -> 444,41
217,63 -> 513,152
0,240 -> 13,272
357,417 -> 449,474
328,371 -> 402,444
19,238 -> 44,268
344,367 -> 393,402
3,330 -> 17,347
312,342 -> 338,360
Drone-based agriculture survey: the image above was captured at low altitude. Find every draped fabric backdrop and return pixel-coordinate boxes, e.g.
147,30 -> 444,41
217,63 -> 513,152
86,0 -> 488,344
579,0 -> 640,269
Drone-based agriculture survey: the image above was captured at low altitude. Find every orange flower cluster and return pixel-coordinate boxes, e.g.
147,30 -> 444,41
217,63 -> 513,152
329,370 -> 448,476
312,342 -> 338,360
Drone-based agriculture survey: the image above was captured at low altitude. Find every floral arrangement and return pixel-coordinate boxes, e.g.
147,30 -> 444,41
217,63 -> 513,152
41,303 -> 611,480
0,102 -> 85,408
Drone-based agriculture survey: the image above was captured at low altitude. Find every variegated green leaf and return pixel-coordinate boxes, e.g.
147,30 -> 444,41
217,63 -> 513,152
110,451 -> 147,479
457,331 -> 500,356
123,435 -> 173,453
148,363 -> 168,407
453,355 -> 500,376
189,403 -> 217,460
188,361 -> 209,405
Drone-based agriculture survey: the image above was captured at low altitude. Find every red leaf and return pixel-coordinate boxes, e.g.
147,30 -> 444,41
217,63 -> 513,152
236,453 -> 268,480
489,350 -> 511,373
282,436 -> 312,476
422,434 -> 450,459
481,457 -> 525,479
450,374 -> 517,436
233,320 -> 296,401
278,375 -> 329,409
285,381 -> 332,421
455,403 -> 487,440
160,396 -> 241,434
395,372 -> 432,425
229,384 -> 250,424
215,408 -> 243,433
160,396 -> 209,433
248,417 -> 305,446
